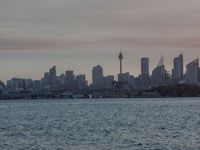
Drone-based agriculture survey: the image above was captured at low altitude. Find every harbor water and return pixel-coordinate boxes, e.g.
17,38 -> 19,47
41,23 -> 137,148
0,98 -> 200,149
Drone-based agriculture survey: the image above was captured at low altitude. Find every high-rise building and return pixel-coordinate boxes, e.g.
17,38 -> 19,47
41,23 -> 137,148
43,72 -> 50,86
92,65 -> 103,87
25,79 -> 33,91
151,65 -> 166,87
185,59 -> 200,84
141,57 -> 150,88
58,73 -> 65,87
103,75 -> 114,88
151,56 -> 166,87
141,57 -> 149,76
76,74 -> 87,89
65,70 -> 74,81
65,70 -> 74,90
49,65 -> 57,86
172,54 -> 183,83
76,74 -> 86,83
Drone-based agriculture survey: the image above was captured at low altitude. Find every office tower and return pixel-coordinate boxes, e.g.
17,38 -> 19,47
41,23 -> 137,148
92,65 -> 103,86
58,73 -> 66,87
65,70 -> 74,81
172,54 -> 184,83
7,78 -> 26,92
103,75 -> 114,88
49,65 -> 57,86
25,79 -> 33,91
119,72 -> 130,83
33,80 -> 41,91
76,74 -> 87,89
141,57 -> 149,76
76,74 -> 86,83
185,59 -> 200,84
65,70 -> 74,90
141,57 -> 150,88
43,72 -> 50,86
151,56 -> 166,87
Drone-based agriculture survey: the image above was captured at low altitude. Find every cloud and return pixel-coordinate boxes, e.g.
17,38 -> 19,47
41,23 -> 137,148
1,0 -> 200,81
0,0 -> 200,50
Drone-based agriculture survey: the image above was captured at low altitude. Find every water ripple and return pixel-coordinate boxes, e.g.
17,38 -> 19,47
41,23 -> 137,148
0,98 -> 200,149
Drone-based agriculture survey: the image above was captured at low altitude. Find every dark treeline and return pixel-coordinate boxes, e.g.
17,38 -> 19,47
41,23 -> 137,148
155,84 -> 200,97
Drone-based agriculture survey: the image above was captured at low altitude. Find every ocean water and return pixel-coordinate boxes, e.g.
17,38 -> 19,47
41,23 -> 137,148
0,98 -> 200,150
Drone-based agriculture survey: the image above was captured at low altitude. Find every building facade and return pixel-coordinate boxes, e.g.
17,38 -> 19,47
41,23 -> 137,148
172,54 -> 183,83
185,59 -> 200,85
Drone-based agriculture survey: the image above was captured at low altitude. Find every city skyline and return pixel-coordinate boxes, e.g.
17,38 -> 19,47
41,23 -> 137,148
1,0 -> 200,82
1,1 -> 200,148
0,51 -> 200,83
1,52 -> 200,99
1,52 -> 200,84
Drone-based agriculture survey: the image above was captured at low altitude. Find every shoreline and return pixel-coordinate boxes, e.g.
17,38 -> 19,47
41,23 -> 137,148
0,96 -> 200,101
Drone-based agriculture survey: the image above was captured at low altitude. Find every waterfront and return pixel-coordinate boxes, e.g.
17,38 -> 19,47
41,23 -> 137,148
0,98 -> 200,149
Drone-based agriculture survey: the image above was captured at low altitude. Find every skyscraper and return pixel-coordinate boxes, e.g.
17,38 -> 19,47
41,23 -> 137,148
185,59 -> 200,84
151,56 -> 166,87
141,57 -> 150,88
43,72 -> 50,86
172,54 -> 183,83
141,57 -> 149,76
65,70 -> 74,90
92,65 -> 103,87
49,65 -> 57,87
76,74 -> 87,89
103,75 -> 114,88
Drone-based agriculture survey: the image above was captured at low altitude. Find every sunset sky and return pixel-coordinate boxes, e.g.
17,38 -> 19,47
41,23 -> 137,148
0,0 -> 200,82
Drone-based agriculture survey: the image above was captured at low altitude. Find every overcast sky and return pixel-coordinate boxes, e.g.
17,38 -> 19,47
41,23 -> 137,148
0,0 -> 200,82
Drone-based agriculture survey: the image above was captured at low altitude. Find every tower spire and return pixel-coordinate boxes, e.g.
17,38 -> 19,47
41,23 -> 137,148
118,50 -> 123,75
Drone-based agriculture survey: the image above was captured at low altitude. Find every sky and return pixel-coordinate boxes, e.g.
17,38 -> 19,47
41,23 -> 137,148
0,0 -> 200,83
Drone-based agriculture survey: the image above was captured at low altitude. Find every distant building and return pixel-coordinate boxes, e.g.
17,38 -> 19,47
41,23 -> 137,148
172,54 -> 184,83
43,72 -> 50,86
25,79 -> 33,91
65,70 -> 74,90
49,66 -> 57,87
141,57 -> 149,76
103,75 -> 114,88
76,74 -> 87,89
151,57 -> 166,87
58,73 -> 65,86
185,59 -> 200,85
33,80 -> 41,92
151,65 -> 166,87
141,57 -> 150,88
92,65 -> 104,88
6,78 -> 26,93
118,72 -> 135,89
165,71 -> 173,86
0,80 -> 5,92
119,72 -> 130,83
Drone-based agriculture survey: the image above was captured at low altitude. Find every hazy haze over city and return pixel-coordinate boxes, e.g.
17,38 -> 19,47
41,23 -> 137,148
1,0 -> 200,82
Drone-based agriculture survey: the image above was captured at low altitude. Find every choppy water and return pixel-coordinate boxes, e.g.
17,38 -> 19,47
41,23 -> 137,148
0,98 -> 200,150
